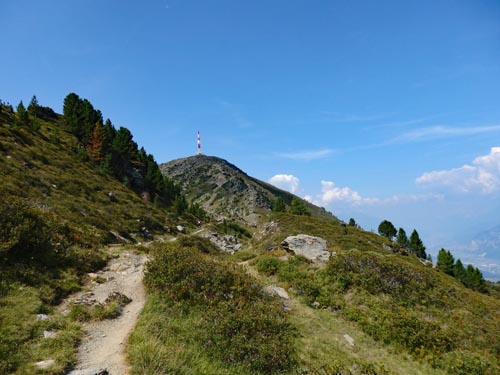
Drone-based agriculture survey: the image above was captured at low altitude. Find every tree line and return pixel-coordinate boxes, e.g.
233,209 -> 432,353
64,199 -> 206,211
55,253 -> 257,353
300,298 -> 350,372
378,219 -> 428,259
61,92 -> 187,209
7,93 -> 204,218
436,248 -> 487,292
377,219 -> 487,293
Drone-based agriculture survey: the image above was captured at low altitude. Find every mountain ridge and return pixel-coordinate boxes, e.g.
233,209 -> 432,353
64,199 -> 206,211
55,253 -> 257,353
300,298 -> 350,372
160,154 -> 336,224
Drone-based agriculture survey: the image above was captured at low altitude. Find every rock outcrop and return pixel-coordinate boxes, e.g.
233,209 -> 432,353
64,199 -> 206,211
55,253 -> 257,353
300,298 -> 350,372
160,155 -> 337,223
281,234 -> 330,262
200,231 -> 242,253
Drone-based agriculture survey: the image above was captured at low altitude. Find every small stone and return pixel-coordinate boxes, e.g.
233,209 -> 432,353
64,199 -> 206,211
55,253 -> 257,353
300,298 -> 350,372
36,314 -> 49,321
343,334 -> 355,346
263,285 -> 290,299
66,369 -> 109,375
35,359 -> 55,369
176,225 -> 186,233
43,330 -> 57,339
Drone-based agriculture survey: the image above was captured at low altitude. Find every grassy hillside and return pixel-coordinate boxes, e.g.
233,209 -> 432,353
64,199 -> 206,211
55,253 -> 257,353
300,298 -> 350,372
129,213 -> 500,375
0,101 -> 177,374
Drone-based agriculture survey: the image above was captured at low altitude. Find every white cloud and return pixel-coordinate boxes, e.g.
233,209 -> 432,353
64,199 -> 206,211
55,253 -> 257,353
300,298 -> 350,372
305,181 -> 442,208
268,174 -> 301,194
307,180 -> 379,207
416,147 -> 500,194
275,149 -> 334,161
391,125 -> 500,143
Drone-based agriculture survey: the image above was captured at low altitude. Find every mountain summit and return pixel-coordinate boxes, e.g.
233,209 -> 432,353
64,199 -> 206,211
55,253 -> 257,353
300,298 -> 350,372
160,155 -> 335,223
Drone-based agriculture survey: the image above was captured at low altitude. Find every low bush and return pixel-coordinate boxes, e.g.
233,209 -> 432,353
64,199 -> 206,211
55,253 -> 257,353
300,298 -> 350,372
256,256 -> 282,275
142,242 -> 297,373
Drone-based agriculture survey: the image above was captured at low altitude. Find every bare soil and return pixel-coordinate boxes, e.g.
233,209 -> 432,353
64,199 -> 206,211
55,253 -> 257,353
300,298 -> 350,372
64,251 -> 147,375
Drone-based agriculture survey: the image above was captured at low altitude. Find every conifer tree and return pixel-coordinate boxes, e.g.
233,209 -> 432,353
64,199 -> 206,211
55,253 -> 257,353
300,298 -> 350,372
437,248 -> 454,275
27,95 -> 39,115
86,122 -> 106,162
289,198 -> 311,216
378,220 -> 397,240
453,259 -> 467,283
348,218 -> 356,227
272,197 -> 286,212
15,101 -> 29,127
408,229 -> 426,258
63,93 -> 82,134
396,228 -> 409,247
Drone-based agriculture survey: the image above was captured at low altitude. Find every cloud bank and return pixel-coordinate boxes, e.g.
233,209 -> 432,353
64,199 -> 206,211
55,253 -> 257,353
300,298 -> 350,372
268,174 -> 301,194
416,147 -> 500,194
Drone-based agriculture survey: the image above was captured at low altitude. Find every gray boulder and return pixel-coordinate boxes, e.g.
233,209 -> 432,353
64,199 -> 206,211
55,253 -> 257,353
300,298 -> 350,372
35,359 -> 55,369
263,285 -> 290,299
67,369 -> 109,375
281,234 -> 330,262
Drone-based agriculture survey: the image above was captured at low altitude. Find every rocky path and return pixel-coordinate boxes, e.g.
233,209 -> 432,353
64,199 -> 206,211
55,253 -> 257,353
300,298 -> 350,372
65,251 -> 148,375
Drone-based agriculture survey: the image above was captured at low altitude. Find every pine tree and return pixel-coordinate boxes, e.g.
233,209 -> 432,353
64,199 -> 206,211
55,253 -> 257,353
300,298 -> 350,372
453,259 -> 467,283
15,101 -> 29,127
408,229 -> 426,258
27,95 -> 39,116
289,198 -> 311,216
86,122 -> 106,162
63,93 -> 82,134
272,197 -> 286,212
378,220 -> 397,240
348,218 -> 356,227
396,228 -> 409,248
437,248 -> 454,275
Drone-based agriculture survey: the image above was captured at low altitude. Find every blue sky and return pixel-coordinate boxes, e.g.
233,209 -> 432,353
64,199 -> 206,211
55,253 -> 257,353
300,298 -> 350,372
2,0 -> 500,277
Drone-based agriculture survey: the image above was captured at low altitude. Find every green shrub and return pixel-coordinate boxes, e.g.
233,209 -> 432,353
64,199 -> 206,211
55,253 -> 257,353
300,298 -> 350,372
0,197 -> 53,256
203,300 -> 297,374
143,243 -> 298,373
145,244 -> 263,306
256,256 -> 282,275
69,304 -> 92,322
177,235 -> 219,254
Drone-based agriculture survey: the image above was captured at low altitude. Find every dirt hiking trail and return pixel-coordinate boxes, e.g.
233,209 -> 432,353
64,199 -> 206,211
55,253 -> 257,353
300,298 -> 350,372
64,251 -> 147,375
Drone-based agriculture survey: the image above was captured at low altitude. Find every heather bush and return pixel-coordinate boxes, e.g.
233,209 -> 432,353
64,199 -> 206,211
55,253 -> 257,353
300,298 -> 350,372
144,241 -> 298,373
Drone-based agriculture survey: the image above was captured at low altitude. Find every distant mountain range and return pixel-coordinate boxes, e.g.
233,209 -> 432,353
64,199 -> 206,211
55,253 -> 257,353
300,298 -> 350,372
469,224 -> 500,280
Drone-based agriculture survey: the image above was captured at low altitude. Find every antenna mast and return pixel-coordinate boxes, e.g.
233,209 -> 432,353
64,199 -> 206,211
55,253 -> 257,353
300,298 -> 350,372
197,130 -> 202,155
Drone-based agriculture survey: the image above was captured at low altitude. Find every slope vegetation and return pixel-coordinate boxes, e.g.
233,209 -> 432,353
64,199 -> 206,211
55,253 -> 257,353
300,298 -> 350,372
151,156 -> 500,375
160,155 -> 335,223
0,98 -> 181,374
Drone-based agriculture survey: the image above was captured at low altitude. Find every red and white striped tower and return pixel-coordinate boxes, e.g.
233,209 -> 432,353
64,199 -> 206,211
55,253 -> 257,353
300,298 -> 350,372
197,130 -> 202,155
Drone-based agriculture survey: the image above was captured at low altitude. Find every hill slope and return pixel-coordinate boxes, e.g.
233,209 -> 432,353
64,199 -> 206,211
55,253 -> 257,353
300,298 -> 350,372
160,155 -> 335,223
0,99 -> 180,374
154,154 -> 500,375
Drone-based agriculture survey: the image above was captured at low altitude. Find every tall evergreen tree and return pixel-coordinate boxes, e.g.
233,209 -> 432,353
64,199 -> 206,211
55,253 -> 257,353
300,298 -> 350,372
110,126 -> 138,178
453,259 -> 467,283
348,218 -> 357,227
86,121 -> 106,162
272,197 -> 286,212
396,228 -> 409,247
437,248 -> 455,275
27,95 -> 39,115
378,220 -> 397,240
289,198 -> 311,216
63,93 -> 82,134
15,101 -> 29,127
408,229 -> 426,258
464,265 -> 487,292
